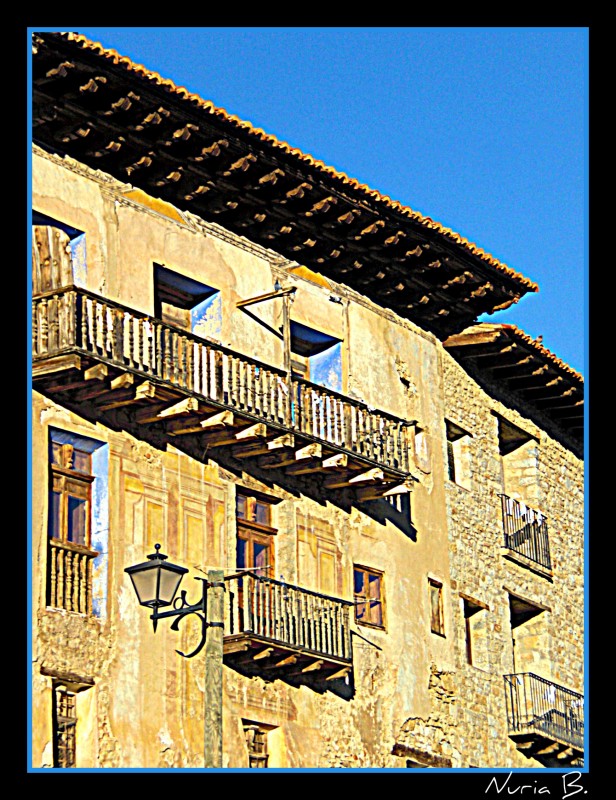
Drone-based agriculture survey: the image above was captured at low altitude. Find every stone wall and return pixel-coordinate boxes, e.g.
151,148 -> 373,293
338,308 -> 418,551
441,348 -> 584,767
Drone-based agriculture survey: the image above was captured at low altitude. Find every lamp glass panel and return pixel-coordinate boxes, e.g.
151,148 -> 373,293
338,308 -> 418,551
129,566 -> 160,607
158,566 -> 185,605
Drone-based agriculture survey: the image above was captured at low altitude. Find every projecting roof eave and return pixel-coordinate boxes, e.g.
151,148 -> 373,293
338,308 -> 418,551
31,31 -> 538,338
443,324 -> 583,455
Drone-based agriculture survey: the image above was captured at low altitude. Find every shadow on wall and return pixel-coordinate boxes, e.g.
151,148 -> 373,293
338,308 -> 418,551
359,496 -> 417,541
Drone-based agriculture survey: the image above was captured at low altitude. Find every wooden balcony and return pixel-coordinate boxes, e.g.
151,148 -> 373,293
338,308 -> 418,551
504,673 -> 584,767
32,285 -> 415,498
223,573 -> 353,687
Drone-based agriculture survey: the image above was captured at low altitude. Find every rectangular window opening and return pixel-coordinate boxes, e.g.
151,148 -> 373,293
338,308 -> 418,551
53,686 -> 76,768
242,720 -> 276,768
47,430 -> 103,615
429,579 -> 445,636
353,565 -> 385,629
445,420 -> 471,489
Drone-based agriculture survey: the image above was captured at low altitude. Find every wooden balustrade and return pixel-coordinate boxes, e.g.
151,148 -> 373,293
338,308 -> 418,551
47,539 -> 98,614
32,286 -> 412,473
225,574 -> 352,662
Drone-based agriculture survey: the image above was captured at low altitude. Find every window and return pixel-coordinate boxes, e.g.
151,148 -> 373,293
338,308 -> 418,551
243,721 -> 274,768
236,491 -> 277,577
353,566 -> 385,629
461,595 -> 489,669
508,592 -> 550,676
154,263 -> 221,340
53,685 -> 77,768
445,420 -> 471,489
496,414 -> 540,506
32,210 -> 86,293
47,430 -> 103,614
290,321 -> 342,392
429,579 -> 445,636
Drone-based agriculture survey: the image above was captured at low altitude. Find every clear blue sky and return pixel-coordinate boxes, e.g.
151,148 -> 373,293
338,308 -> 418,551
53,27 -> 588,375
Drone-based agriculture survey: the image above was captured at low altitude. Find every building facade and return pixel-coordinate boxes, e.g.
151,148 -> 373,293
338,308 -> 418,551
30,32 -> 584,770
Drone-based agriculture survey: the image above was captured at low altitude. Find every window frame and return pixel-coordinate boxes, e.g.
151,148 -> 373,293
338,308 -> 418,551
236,491 -> 277,579
52,684 -> 77,768
47,433 -> 101,615
243,721 -> 273,768
353,564 -> 386,630
49,443 -> 95,549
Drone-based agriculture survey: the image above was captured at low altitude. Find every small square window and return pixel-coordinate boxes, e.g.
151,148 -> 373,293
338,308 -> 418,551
445,420 -> 472,490
354,566 -> 385,629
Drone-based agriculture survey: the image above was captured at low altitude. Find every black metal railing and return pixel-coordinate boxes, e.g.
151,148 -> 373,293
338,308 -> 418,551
499,494 -> 551,570
32,285 -> 412,474
504,673 -> 584,751
224,572 -> 353,662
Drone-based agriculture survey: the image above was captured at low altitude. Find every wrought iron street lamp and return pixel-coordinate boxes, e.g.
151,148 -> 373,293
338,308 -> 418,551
125,544 -> 225,766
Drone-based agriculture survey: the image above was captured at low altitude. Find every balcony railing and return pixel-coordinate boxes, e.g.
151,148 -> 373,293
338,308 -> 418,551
499,494 -> 551,571
225,573 -> 353,663
32,286 -> 412,474
504,673 -> 584,751
47,539 -> 98,614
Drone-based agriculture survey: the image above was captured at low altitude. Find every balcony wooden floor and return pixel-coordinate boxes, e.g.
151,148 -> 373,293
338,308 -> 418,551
223,634 -> 352,687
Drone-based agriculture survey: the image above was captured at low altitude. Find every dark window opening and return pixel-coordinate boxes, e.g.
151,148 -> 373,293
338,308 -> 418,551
53,686 -> 76,768
289,321 -> 342,392
243,721 -> 274,768
445,420 -> 471,488
154,263 -> 220,336
497,416 -> 534,456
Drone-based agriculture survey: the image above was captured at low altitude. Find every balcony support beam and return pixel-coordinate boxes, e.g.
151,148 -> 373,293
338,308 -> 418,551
232,433 -> 295,459
32,354 -> 82,377
325,666 -> 351,681
135,396 -> 201,424
253,647 -> 274,661
285,451 -> 347,476
325,467 -> 384,489
167,409 -> 234,436
84,363 -> 108,381
355,478 -> 414,502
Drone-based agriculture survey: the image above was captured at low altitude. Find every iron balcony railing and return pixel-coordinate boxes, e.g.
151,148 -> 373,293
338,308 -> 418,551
32,286 -> 412,474
504,673 -> 584,751
499,494 -> 551,571
225,572 -> 353,663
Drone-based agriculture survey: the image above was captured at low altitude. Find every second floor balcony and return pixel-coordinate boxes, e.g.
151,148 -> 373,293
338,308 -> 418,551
223,572 -> 353,687
32,286 -> 416,500
499,494 -> 552,573
504,673 -> 584,767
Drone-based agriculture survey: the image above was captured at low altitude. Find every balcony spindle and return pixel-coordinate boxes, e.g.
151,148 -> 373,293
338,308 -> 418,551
39,298 -> 49,355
